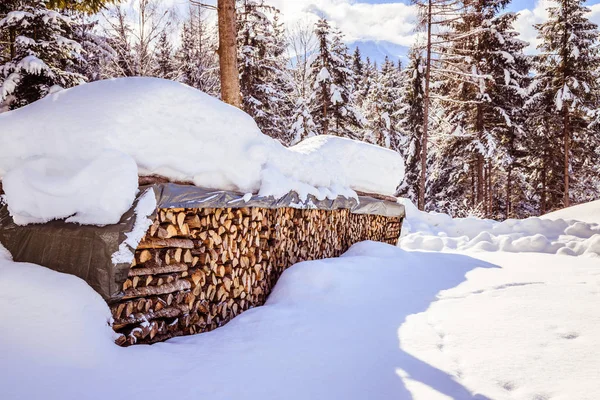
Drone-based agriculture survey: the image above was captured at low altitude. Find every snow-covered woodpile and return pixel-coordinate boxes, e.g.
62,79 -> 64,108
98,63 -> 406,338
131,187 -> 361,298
112,206 -> 402,345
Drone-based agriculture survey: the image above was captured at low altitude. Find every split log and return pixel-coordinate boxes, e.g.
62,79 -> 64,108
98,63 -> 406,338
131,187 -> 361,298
112,205 -> 402,346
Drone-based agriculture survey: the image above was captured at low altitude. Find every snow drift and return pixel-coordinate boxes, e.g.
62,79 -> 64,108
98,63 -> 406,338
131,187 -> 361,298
0,78 -> 404,225
541,199 -> 600,224
399,199 -> 600,257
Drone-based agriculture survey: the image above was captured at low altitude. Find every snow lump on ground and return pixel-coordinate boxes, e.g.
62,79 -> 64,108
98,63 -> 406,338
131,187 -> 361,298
0,77 -> 404,226
399,199 -> 600,257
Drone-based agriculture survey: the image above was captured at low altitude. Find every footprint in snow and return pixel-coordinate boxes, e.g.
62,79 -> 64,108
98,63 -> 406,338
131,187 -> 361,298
559,332 -> 580,340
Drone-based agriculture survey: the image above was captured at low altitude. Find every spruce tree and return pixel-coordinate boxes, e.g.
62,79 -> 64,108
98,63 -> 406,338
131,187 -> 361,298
175,6 -> 220,96
0,0 -> 85,109
153,30 -> 175,80
397,49 -> 425,203
352,46 -> 363,78
237,0 -> 291,140
532,0 -> 600,208
429,0 -> 529,217
308,19 -> 363,138
363,56 -> 401,149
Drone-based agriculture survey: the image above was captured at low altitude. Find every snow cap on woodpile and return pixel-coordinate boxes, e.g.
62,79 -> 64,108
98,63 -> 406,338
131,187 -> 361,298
0,77 -> 404,226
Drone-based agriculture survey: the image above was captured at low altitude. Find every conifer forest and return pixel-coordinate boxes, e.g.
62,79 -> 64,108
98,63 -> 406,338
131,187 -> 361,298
2,0 -> 599,219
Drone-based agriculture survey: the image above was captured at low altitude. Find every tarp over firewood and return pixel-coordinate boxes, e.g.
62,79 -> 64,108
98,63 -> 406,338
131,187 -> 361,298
0,183 -> 404,303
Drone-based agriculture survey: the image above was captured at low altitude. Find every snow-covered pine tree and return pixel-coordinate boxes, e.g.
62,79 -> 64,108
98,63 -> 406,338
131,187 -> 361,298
287,21 -> 318,145
356,56 -> 375,108
363,56 -> 402,149
175,6 -> 220,97
532,0 -> 600,209
308,19 -> 363,138
396,48 -> 425,203
0,0 -> 85,109
350,46 -> 366,109
69,12 -> 114,82
309,18 -> 334,136
428,0 -> 529,218
484,11 -> 531,219
153,30 -> 175,79
328,27 -> 364,137
352,46 -> 363,78
237,0 -> 291,141
100,0 -> 172,79
523,92 -> 563,215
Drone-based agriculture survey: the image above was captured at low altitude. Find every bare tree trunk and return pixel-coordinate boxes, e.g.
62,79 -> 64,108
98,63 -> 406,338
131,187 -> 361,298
418,0 -> 432,211
217,0 -> 241,108
471,162 -> 476,209
563,109 -> 570,207
487,159 -> 492,217
475,104 -> 485,209
506,164 -> 512,219
541,150 -> 547,215
322,97 -> 328,135
9,27 -> 16,59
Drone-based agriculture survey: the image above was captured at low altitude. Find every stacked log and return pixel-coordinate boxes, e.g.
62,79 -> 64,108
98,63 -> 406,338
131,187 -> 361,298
111,207 -> 402,346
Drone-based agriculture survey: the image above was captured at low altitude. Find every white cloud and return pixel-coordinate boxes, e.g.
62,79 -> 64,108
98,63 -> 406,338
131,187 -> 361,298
164,0 -> 600,54
515,0 -> 600,54
267,0 -> 418,46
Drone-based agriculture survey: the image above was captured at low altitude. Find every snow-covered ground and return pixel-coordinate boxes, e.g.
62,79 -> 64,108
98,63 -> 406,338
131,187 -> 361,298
400,199 -> 600,257
542,199 -> 600,224
1,199 -> 599,399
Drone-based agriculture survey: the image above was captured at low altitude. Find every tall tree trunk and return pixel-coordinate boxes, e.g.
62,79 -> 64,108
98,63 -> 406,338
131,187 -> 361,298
506,164 -> 512,219
217,0 -> 241,108
9,27 -> 16,59
322,93 -> 328,135
563,109 -> 570,207
471,162 -> 476,209
418,0 -> 432,211
487,159 -> 492,217
541,150 -> 547,215
476,104 -> 484,209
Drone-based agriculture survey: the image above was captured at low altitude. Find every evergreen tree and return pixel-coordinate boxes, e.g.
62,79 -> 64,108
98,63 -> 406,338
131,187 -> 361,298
0,0 -> 85,109
308,19 -> 363,137
237,0 -> 291,140
363,56 -> 401,148
100,0 -> 172,79
153,30 -> 175,79
429,0 -> 529,217
69,13 -> 114,82
531,0 -> 600,209
352,46 -> 363,77
175,6 -> 219,96
287,21 -> 318,145
396,49 -> 425,203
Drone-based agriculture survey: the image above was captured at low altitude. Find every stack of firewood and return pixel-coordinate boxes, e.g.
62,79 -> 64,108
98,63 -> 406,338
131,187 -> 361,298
111,206 -> 402,346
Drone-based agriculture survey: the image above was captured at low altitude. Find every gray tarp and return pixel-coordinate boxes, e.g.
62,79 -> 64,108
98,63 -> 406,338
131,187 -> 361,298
0,183 -> 404,303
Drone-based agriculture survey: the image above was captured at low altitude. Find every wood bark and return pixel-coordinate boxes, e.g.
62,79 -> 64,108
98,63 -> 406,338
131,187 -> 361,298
217,0 -> 241,108
419,0 -> 432,212
563,109 -> 570,208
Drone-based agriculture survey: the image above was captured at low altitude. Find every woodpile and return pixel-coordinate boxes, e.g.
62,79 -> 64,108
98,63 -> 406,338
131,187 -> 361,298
111,206 -> 402,346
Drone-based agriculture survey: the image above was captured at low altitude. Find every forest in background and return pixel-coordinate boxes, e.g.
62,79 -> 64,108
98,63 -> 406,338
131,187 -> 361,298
1,0 -> 599,219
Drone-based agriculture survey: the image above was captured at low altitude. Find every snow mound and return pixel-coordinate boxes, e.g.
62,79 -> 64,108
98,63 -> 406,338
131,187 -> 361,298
0,252 -> 117,370
0,77 -> 404,226
399,199 -> 600,257
541,199 -> 600,224
1,150 -> 138,226
0,243 -> 11,260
